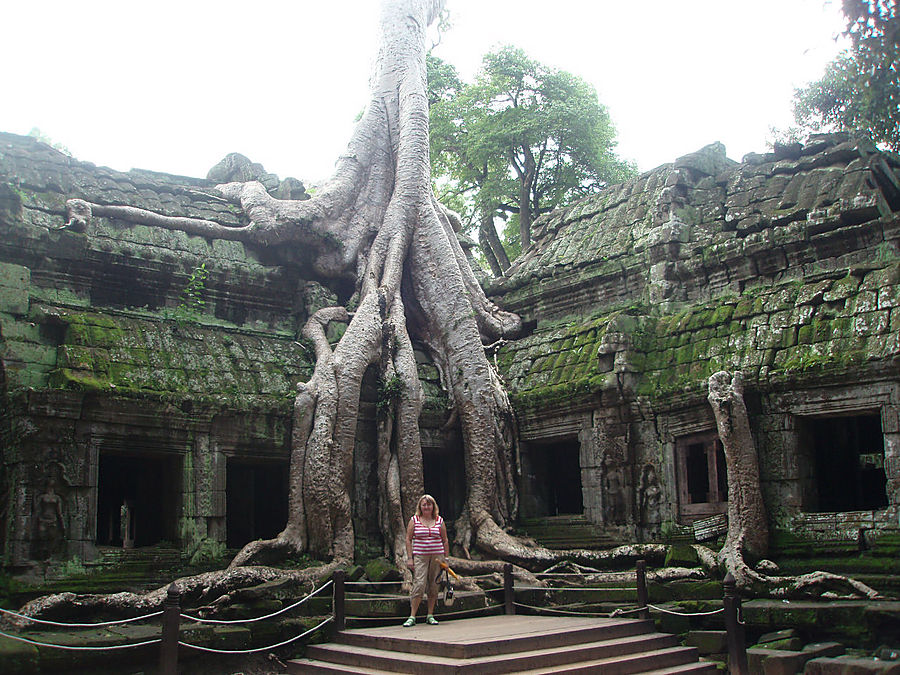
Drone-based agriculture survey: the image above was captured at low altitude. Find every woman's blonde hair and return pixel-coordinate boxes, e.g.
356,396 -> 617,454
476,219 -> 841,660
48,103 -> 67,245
415,494 -> 440,518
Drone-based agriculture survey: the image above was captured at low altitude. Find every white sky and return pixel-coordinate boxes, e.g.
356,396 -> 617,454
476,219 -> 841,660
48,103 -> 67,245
1,1 -> 847,184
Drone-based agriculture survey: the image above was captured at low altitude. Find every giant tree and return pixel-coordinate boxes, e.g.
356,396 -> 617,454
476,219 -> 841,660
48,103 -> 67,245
62,0 -> 529,572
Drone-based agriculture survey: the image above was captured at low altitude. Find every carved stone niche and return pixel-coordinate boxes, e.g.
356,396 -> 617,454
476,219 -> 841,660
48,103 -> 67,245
638,463 -> 662,532
592,421 -> 632,528
30,461 -> 69,561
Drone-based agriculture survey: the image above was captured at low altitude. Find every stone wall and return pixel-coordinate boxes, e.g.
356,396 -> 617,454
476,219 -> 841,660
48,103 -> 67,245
3,128 -> 899,570
0,133 -> 451,570
492,133 -> 900,542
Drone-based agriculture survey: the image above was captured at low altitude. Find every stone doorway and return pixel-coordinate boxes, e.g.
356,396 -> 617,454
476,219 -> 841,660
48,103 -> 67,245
226,460 -> 288,548
801,413 -> 888,512
521,440 -> 583,517
95,453 -> 181,547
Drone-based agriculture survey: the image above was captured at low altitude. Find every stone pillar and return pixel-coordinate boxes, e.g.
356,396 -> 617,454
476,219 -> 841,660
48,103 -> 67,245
208,450 -> 227,542
882,405 -> 900,510
578,420 -> 601,523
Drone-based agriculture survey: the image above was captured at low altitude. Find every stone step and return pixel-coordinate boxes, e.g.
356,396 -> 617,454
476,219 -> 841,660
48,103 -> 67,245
517,515 -> 619,551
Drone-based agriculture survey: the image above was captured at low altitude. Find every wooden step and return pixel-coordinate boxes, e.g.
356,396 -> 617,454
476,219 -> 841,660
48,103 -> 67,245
288,615 -> 715,675
516,646 -> 707,674
335,615 -> 653,658
639,663 -> 720,674
304,632 -> 680,673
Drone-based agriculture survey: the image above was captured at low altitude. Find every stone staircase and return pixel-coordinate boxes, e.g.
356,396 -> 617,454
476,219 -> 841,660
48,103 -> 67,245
288,615 -> 718,674
517,515 -> 619,550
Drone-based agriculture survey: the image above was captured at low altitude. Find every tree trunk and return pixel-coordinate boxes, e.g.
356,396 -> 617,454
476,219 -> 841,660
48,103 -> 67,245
515,147 -> 536,251
707,371 -> 769,570
478,206 -> 510,276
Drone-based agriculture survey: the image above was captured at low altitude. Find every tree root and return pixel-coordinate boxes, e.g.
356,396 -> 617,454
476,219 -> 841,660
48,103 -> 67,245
10,562 -> 341,625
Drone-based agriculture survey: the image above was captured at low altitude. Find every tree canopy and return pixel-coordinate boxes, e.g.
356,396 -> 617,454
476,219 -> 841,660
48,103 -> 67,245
430,46 -> 634,275
791,0 -> 899,151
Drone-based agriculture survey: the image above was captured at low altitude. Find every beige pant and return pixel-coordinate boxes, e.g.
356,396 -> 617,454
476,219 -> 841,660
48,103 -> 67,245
411,554 -> 443,599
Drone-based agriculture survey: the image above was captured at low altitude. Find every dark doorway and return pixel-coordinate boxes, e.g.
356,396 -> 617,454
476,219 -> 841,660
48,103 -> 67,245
96,453 -> 180,547
527,440 -> 583,516
423,445 -> 465,523
226,461 -> 288,548
804,413 -> 887,512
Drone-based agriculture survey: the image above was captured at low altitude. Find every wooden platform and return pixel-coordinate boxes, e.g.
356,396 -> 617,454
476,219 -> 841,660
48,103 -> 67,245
288,614 -> 718,673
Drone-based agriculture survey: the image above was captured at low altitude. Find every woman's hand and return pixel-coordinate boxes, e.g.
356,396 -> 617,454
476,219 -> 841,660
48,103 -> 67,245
406,559 -> 415,571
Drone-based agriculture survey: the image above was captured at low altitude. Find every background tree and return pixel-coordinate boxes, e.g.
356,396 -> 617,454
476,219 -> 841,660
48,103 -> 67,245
430,46 -> 633,274
791,0 -> 898,150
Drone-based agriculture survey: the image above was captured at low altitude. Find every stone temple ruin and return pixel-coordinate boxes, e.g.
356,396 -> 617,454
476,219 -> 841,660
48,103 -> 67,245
1,130 -> 900,576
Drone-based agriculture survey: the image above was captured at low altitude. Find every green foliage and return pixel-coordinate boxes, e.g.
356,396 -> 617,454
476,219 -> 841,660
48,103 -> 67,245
57,556 -> 88,578
172,263 -> 209,323
429,47 -> 635,274
790,1 -> 899,150
27,127 -> 72,156
376,375 -> 404,411
189,537 -> 226,566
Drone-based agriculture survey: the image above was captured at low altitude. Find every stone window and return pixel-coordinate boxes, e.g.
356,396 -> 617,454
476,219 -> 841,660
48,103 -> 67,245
675,431 -> 727,521
800,413 -> 887,513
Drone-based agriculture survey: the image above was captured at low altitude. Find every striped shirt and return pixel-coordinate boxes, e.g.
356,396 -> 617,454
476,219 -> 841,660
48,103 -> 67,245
411,515 -> 445,556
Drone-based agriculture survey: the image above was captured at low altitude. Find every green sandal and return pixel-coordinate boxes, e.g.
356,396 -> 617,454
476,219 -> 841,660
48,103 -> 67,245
426,615 -> 439,625
402,616 -> 416,627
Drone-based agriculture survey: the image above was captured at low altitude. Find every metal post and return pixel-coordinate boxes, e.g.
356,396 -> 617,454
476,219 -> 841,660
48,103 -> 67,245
333,569 -> 346,631
159,583 -> 181,675
723,572 -> 748,675
635,558 -> 649,620
503,562 -> 515,615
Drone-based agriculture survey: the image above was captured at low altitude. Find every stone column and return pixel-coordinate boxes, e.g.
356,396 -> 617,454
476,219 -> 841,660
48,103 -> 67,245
882,405 -> 900,511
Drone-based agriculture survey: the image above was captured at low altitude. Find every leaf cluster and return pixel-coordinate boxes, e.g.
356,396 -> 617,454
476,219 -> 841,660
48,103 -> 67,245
791,0 -> 899,150
429,47 -> 634,272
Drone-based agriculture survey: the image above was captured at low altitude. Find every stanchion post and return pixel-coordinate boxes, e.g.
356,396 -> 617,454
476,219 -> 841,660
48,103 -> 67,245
503,563 -> 515,615
723,572 -> 748,675
635,558 -> 649,620
159,583 -> 181,675
333,569 -> 346,631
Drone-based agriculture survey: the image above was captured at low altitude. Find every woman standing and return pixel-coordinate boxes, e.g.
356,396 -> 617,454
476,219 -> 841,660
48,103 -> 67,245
404,494 -> 449,626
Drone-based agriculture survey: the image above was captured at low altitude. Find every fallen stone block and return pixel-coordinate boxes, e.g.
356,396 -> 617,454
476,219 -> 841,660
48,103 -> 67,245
804,656 -> 900,674
685,630 -> 728,655
748,647 -> 809,675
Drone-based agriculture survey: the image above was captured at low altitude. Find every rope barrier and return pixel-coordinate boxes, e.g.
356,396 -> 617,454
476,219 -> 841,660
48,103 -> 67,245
610,603 -> 723,618
647,604 -> 724,617
345,580 -> 403,586
537,586 -> 638,592
0,607 -> 163,628
178,616 -> 332,655
513,602 -> 610,618
180,580 -> 333,625
0,628 -> 160,651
